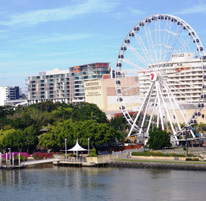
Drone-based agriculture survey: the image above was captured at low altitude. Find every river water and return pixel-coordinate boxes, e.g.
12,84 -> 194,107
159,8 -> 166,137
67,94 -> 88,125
0,164 -> 206,201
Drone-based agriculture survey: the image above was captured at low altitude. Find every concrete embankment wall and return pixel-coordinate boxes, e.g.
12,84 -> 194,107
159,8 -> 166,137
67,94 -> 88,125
109,161 -> 206,171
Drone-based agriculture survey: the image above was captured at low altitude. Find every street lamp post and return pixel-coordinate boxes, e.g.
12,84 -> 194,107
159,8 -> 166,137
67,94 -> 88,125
65,139 -> 67,158
88,138 -> 90,155
200,122 -> 203,135
185,127 -> 188,157
8,148 -> 11,166
141,127 -> 145,152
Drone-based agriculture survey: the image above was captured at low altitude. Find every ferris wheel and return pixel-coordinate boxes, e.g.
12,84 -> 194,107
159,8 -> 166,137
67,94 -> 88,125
115,14 -> 205,144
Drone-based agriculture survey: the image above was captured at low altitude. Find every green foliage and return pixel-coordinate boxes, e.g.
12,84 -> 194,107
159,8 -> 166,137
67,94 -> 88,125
14,154 -> 27,161
38,119 -> 123,151
132,151 -> 185,157
186,157 -> 199,161
87,148 -> 97,157
0,101 -> 123,152
109,115 -> 128,132
71,102 -> 108,123
67,153 -> 76,157
147,127 -> 172,149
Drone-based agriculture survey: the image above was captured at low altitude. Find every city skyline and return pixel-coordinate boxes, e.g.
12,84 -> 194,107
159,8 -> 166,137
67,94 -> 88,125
1,0 -> 206,93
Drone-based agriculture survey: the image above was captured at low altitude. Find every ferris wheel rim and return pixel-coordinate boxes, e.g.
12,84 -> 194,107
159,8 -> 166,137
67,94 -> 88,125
115,14 -> 205,143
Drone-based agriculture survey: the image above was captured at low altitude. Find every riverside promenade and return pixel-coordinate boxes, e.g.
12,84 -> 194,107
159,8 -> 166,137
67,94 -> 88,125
110,148 -> 206,170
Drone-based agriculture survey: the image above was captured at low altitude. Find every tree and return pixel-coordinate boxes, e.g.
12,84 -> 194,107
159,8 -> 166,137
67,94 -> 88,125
147,127 -> 171,149
2,129 -> 24,151
23,126 -> 38,153
71,102 -> 108,123
109,115 -> 128,132
38,119 -> 123,151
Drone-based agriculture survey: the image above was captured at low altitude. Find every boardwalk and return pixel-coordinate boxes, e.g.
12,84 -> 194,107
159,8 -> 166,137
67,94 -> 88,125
21,158 -> 59,166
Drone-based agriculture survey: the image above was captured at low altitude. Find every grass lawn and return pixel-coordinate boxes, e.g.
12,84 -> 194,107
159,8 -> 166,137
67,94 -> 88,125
116,158 -> 206,165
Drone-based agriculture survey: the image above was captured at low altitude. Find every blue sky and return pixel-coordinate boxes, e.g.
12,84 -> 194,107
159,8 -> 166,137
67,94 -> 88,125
1,0 -> 206,93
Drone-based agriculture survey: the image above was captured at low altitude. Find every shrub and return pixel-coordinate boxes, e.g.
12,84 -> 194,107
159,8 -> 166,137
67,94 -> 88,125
32,152 -> 53,160
87,149 -> 97,157
67,153 -> 76,157
14,154 -> 27,161
186,157 -> 199,161
132,151 -> 185,157
1,152 -> 29,160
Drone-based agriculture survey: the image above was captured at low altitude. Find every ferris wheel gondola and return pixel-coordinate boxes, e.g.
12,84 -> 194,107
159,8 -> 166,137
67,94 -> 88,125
115,14 -> 205,145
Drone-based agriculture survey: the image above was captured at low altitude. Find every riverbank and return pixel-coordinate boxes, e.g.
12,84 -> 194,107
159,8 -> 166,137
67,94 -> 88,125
110,159 -> 206,170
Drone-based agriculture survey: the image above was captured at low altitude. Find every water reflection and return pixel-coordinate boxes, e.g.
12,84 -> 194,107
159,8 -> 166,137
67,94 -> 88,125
0,166 -> 206,201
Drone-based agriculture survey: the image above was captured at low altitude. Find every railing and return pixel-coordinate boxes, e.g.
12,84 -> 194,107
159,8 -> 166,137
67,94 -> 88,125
56,156 -> 86,162
21,158 -> 59,166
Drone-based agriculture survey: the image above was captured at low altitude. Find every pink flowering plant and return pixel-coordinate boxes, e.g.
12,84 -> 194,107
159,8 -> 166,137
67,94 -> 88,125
1,152 -> 30,161
32,152 -> 53,160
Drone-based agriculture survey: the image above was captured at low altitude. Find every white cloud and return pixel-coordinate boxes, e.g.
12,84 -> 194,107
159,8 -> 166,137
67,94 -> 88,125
0,0 -> 118,27
37,33 -> 94,43
174,4 -> 206,15
128,7 -> 145,16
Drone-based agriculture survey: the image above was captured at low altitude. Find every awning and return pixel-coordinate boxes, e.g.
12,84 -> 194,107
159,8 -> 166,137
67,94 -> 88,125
68,139 -> 87,152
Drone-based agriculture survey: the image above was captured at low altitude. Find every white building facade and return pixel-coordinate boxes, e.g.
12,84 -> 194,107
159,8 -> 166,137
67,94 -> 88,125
26,63 -> 112,104
0,86 -> 22,106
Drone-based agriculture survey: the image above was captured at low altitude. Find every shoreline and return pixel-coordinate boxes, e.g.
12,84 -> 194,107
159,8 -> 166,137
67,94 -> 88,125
109,160 -> 206,171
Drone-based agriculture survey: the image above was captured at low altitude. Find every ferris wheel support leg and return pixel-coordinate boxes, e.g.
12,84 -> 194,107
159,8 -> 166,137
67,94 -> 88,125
164,82 -> 181,131
166,82 -> 196,138
156,81 -> 179,142
127,82 -> 154,138
138,83 -> 154,136
155,81 -> 164,130
146,96 -> 158,135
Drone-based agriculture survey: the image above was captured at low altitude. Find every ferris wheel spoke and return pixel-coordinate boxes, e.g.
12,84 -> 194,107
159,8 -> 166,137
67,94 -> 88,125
165,84 -> 196,138
126,45 -> 149,67
163,82 -> 182,131
157,81 -> 179,141
167,86 -> 190,123
170,88 -> 198,106
156,20 -> 162,63
138,83 -> 153,135
134,33 -> 153,65
146,23 -> 157,64
143,24 -> 155,64
162,25 -> 175,62
155,20 -> 158,63
175,36 -> 192,53
161,20 -> 170,63
116,14 -> 204,144
121,84 -> 140,94
155,81 -> 165,130
164,21 -> 173,51
146,96 -> 157,134
127,82 -> 154,137
171,79 -> 202,91
122,58 -> 145,70
164,26 -> 183,62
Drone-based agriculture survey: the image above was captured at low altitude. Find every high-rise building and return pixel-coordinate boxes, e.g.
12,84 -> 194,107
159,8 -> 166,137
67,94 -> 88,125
69,63 -> 111,102
26,63 -> 111,104
26,68 -> 70,104
0,86 -> 22,106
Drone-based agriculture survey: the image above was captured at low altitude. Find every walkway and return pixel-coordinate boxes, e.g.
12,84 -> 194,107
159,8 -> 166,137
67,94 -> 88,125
21,158 -> 59,166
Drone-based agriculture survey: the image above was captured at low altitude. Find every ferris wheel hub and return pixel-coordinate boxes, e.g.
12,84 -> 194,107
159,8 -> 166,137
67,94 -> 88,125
150,72 -> 157,81
116,14 -> 205,145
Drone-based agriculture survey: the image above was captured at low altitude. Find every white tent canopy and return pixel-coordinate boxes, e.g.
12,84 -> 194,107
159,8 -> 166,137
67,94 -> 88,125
68,139 -> 87,152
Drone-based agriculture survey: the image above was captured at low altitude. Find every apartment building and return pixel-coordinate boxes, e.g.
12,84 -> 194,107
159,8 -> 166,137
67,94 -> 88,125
0,86 -> 22,106
27,68 -> 70,104
26,63 -> 111,104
